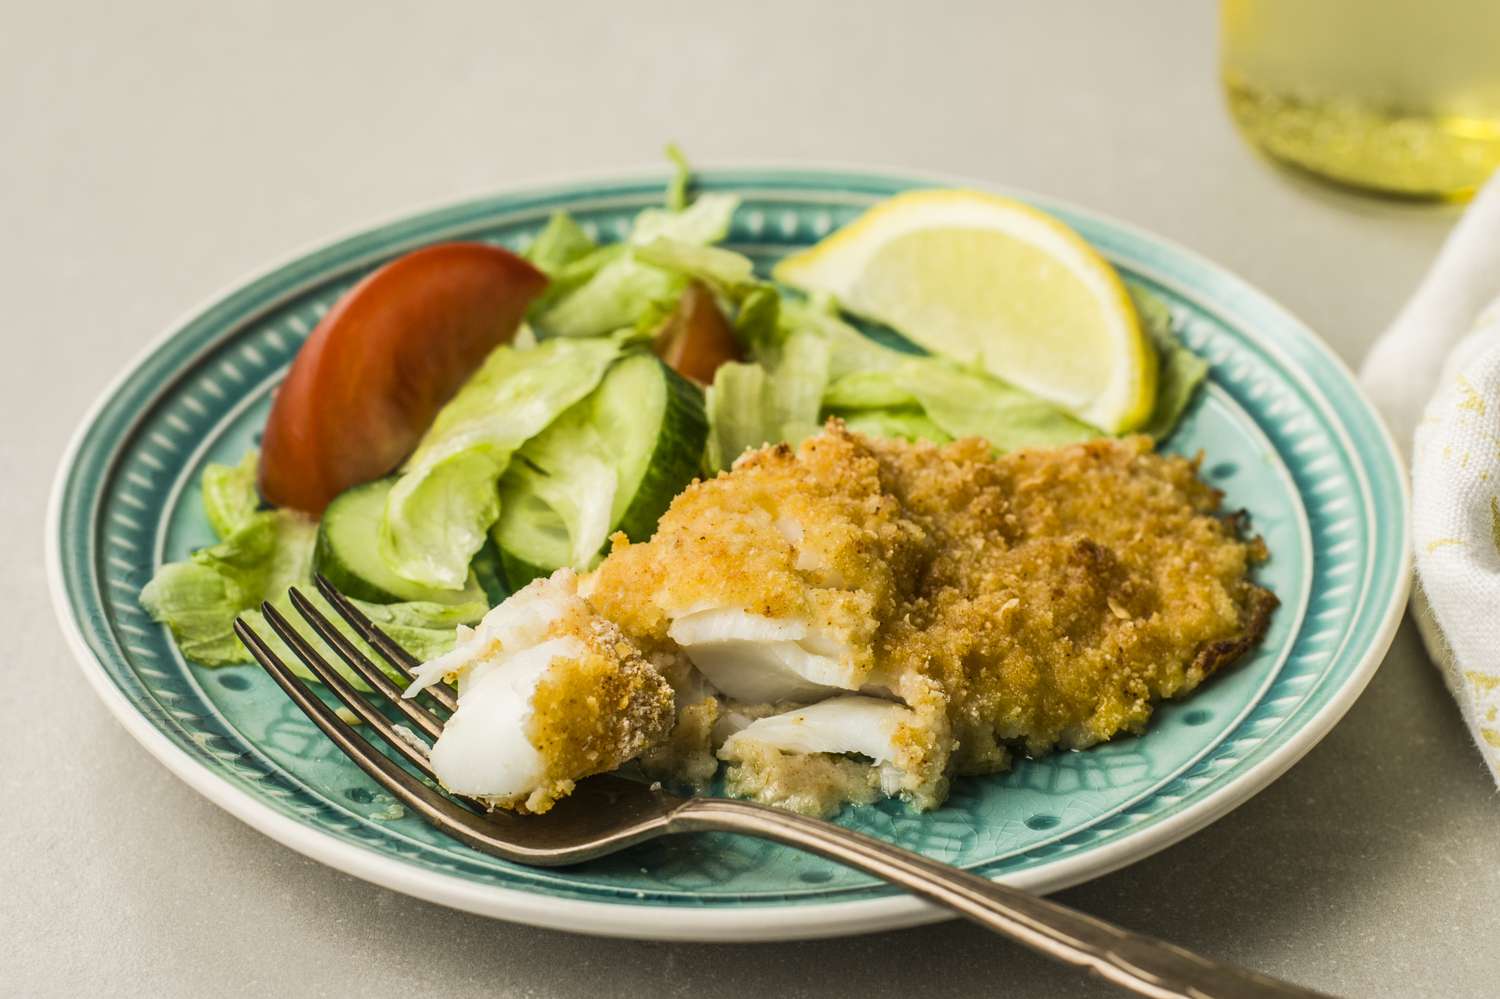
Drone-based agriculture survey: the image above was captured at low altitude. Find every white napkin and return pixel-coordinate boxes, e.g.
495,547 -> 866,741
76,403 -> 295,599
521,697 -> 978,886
1360,173 -> 1500,785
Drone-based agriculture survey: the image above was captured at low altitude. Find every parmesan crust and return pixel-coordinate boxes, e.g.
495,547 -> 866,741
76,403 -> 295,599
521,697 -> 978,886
590,423 -> 1275,811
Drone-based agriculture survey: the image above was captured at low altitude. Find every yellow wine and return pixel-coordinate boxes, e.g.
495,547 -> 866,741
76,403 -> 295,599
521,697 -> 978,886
1221,0 -> 1500,199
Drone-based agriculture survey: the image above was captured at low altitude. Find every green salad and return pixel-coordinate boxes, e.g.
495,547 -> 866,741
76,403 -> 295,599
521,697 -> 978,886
141,151 -> 1207,674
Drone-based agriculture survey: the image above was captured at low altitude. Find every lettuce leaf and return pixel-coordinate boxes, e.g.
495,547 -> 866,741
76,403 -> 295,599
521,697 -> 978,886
664,142 -> 692,212
1130,286 -> 1209,441
527,244 -> 627,321
705,363 -> 771,472
778,300 -> 905,380
820,369 -> 921,410
901,363 -> 1097,450
494,392 -> 621,572
629,192 -> 739,247
140,561 -> 255,666
836,408 -> 951,444
704,329 -> 830,471
525,211 -> 597,277
140,467 -> 316,667
201,450 -> 262,538
633,238 -> 756,293
773,329 -> 832,444
535,252 -> 686,338
380,336 -> 626,589
822,360 -> 1096,452
532,172 -> 742,339
734,284 -> 783,356
140,453 -> 486,679
772,288 -> 1202,453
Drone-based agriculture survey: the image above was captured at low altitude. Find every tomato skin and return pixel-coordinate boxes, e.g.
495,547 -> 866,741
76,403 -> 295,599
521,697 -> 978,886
652,282 -> 742,385
258,242 -> 547,514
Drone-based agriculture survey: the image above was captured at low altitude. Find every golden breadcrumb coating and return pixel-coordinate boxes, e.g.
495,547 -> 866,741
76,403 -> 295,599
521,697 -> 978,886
586,422 -> 1275,812
722,743 -> 890,816
869,431 -> 1278,770
588,430 -> 930,687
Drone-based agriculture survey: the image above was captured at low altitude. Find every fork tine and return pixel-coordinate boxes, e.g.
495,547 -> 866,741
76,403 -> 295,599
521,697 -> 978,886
237,616 -> 638,866
263,594 -> 444,742
314,574 -> 459,714
231,617 -> 543,859
260,598 -> 438,778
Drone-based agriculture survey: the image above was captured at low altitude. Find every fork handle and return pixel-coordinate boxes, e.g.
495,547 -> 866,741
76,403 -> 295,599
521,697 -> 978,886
672,798 -> 1331,999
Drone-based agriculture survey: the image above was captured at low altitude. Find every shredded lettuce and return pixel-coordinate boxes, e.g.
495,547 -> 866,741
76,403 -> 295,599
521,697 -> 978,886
734,284 -> 782,356
532,170 -> 742,340
664,142 -> 691,212
633,238 -> 756,292
535,252 -> 686,339
821,360 -> 1095,452
380,336 -> 627,590
1131,286 -> 1209,441
141,453 -> 485,679
705,297 -> 1099,461
201,450 -> 262,539
820,369 -> 921,410
836,408 -> 951,444
140,461 -> 316,666
494,393 -> 621,571
629,192 -> 738,247
525,211 -> 597,277
705,363 -> 772,472
704,329 -> 831,471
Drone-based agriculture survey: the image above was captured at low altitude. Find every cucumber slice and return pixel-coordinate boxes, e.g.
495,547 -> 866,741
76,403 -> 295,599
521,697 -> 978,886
470,536 -> 509,605
315,478 -> 488,605
612,356 -> 708,541
498,545 -> 554,592
493,485 -> 570,590
493,353 -> 706,586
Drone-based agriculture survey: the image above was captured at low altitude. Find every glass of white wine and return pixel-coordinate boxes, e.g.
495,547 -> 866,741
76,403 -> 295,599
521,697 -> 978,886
1221,0 -> 1500,199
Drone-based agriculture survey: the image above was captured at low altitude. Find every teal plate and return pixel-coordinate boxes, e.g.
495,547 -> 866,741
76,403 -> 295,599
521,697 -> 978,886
47,168 -> 1410,941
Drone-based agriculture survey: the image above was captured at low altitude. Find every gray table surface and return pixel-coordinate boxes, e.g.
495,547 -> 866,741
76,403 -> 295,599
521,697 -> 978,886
5,2 -> 1497,996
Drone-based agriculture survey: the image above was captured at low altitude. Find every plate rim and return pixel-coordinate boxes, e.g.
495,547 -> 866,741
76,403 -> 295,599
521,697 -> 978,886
46,163 -> 1412,942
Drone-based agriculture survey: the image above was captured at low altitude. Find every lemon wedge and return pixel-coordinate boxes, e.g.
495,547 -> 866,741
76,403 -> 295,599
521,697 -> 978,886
773,190 -> 1155,433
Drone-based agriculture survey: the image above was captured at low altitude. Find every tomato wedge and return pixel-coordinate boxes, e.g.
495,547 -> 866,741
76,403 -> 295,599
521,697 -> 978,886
259,242 -> 547,514
652,282 -> 742,385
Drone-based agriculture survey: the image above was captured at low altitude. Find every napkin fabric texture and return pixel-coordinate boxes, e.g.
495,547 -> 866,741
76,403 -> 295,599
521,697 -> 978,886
1360,174 -> 1500,786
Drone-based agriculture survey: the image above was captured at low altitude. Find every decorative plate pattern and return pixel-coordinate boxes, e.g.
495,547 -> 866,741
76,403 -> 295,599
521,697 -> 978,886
47,169 -> 1409,940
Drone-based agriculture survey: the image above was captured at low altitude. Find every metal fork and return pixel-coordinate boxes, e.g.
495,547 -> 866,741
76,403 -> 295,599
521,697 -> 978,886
233,576 -> 1331,999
